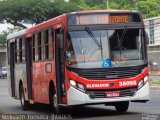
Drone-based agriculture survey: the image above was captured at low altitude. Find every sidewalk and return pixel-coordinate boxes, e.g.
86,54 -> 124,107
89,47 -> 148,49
150,85 -> 160,90
149,75 -> 160,80
149,75 -> 160,90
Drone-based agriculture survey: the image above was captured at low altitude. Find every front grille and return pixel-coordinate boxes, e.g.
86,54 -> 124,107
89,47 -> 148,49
81,68 -> 141,80
87,87 -> 137,99
67,64 -> 147,80
81,69 -> 139,80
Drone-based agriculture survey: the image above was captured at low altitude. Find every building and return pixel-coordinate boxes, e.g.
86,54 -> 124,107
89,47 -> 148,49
0,45 -> 7,68
144,16 -> 160,45
144,17 -> 160,74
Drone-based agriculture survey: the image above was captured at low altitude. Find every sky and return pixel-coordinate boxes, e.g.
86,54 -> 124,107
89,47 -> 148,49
0,23 -> 33,34
0,23 -> 13,33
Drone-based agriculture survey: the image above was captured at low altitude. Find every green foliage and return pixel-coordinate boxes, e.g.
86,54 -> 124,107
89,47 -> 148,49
84,0 -> 160,18
0,0 -> 88,28
136,0 -> 160,18
0,0 -> 160,29
0,32 -> 7,45
0,27 -> 22,44
109,0 -> 134,10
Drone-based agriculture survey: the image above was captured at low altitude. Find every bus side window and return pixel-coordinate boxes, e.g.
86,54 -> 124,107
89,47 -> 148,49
38,32 -> 42,61
13,39 -> 17,63
41,28 -> 54,60
22,38 -> 25,62
35,33 -> 39,61
32,34 -> 35,61
43,29 -> 49,60
7,41 -> 10,65
15,38 -> 22,63
19,38 -> 22,62
16,38 -> 19,63
49,28 -> 54,59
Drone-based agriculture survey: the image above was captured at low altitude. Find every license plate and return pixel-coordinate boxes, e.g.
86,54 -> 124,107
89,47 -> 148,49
106,92 -> 120,98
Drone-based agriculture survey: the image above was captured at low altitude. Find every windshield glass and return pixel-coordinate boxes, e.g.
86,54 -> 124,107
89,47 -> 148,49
66,28 -> 145,68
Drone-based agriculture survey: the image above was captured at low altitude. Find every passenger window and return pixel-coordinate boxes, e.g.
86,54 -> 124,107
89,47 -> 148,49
44,29 -> 49,59
38,32 -> 42,61
32,34 -> 36,61
15,38 -> 22,63
49,28 -> 54,59
35,34 -> 39,61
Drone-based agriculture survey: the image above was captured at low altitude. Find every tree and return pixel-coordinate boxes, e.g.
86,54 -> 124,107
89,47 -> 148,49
0,32 -> 7,45
109,0 -> 134,10
136,0 -> 160,18
1,0 -> 160,29
0,26 -> 23,45
84,0 -> 133,9
0,0 -> 88,29
84,0 -> 160,18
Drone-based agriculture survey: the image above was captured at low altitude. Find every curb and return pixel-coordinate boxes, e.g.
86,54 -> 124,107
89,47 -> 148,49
150,86 -> 160,90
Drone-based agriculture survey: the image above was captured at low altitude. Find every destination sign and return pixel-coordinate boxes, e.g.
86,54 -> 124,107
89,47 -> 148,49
68,13 -> 141,25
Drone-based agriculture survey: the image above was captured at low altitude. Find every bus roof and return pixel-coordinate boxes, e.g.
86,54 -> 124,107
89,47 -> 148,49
7,14 -> 66,40
26,14 -> 66,34
7,9 -> 140,41
7,29 -> 26,40
73,9 -> 138,14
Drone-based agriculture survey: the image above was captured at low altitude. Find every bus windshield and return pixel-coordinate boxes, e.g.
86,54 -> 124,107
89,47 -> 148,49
66,28 -> 145,68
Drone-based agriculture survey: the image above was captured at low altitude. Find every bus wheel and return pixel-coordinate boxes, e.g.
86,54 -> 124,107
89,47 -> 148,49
49,89 -> 62,114
115,101 -> 129,112
20,85 -> 29,111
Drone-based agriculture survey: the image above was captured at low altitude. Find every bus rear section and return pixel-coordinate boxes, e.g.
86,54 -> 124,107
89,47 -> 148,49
65,10 -> 149,112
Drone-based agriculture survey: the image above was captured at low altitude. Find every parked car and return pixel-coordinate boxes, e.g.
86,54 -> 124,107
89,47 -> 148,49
0,67 -> 7,79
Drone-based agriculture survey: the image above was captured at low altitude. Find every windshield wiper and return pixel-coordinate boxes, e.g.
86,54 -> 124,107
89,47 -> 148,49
85,26 -> 104,60
85,26 -> 102,48
118,25 -> 128,48
117,26 -> 128,58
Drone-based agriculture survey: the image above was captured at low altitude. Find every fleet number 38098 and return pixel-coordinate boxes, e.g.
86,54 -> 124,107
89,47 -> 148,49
119,80 -> 137,87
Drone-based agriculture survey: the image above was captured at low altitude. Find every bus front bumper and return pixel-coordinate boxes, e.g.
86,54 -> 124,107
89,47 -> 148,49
67,82 -> 149,105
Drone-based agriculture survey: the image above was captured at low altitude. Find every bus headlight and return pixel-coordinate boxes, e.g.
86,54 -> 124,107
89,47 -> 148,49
138,75 -> 148,90
138,80 -> 144,89
144,75 -> 149,83
69,80 -> 77,87
69,79 -> 85,92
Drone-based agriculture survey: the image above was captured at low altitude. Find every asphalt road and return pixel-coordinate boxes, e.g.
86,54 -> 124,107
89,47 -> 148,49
0,78 -> 160,120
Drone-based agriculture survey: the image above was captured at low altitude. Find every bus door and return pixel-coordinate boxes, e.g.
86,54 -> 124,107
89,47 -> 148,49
26,38 -> 32,100
55,26 -> 65,104
10,42 -> 16,97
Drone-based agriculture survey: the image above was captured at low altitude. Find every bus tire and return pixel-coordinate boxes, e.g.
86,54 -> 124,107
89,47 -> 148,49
20,85 -> 29,111
115,101 -> 129,112
49,88 -> 62,114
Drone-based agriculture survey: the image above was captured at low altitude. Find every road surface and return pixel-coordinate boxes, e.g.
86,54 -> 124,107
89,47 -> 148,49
0,79 -> 160,120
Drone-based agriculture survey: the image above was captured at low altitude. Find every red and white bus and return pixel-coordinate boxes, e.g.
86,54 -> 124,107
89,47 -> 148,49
7,10 -> 149,113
